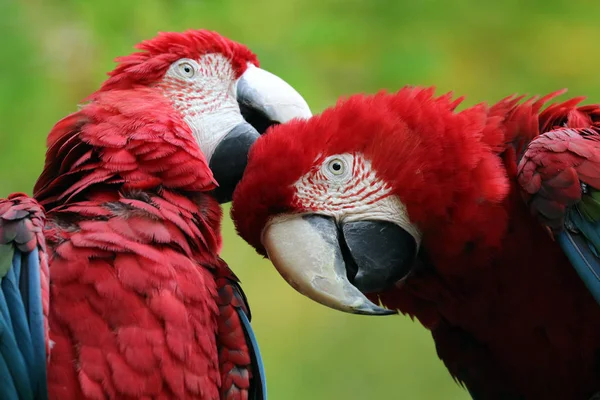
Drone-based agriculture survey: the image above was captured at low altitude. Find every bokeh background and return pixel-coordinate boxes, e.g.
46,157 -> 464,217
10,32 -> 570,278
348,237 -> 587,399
1,0 -> 599,398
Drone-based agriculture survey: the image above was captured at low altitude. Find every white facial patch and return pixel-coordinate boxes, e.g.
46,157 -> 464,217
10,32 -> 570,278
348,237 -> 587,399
293,153 -> 422,246
158,53 -> 245,163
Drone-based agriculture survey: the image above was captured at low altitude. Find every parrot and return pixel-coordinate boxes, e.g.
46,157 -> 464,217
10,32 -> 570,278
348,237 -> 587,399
230,85 -> 600,399
0,29 -> 311,400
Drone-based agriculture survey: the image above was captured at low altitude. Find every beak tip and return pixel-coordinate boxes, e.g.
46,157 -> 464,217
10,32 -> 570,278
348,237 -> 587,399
352,304 -> 398,316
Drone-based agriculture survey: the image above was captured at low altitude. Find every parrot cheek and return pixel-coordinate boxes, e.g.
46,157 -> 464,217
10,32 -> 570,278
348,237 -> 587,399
209,122 -> 260,203
340,220 -> 417,294
261,213 -> 397,316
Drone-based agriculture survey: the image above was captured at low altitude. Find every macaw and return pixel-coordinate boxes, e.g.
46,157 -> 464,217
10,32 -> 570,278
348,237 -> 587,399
0,29 -> 311,400
231,86 -> 600,399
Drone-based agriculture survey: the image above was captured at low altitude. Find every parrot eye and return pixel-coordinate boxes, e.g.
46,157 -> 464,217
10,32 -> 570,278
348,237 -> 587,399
320,153 -> 353,181
176,60 -> 196,79
327,158 -> 345,176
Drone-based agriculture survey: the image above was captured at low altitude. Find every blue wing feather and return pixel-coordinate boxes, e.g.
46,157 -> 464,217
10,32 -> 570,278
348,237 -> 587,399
0,355 -> 19,400
557,208 -> 600,306
236,306 -> 267,400
1,249 -> 35,398
0,244 -> 48,400
25,248 -> 48,399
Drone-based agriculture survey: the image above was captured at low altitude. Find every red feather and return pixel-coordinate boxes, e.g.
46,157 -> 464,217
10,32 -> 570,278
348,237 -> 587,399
34,88 -> 217,211
44,191 -> 227,399
214,268 -> 255,399
519,127 -> 600,229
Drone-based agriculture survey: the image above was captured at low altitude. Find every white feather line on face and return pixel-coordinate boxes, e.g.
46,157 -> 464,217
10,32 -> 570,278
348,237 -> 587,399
160,53 -> 245,163
293,152 -> 422,247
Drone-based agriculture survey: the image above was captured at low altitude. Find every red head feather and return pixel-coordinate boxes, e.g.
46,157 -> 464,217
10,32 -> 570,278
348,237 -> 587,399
232,86 -> 514,256
96,29 -> 258,94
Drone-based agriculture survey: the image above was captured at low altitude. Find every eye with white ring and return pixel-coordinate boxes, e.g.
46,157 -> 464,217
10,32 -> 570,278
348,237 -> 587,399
321,154 -> 352,181
176,60 -> 196,79
327,158 -> 345,176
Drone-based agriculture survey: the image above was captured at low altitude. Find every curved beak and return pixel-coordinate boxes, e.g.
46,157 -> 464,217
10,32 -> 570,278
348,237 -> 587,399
262,214 -> 418,316
210,64 -> 312,203
237,64 -> 312,130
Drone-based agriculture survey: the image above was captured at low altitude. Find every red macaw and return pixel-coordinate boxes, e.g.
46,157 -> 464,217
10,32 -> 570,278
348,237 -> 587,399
231,86 -> 600,399
0,29 -> 311,399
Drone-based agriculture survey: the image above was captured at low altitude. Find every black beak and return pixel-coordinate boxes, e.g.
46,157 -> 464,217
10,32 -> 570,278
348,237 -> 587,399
209,122 -> 261,204
341,220 -> 417,293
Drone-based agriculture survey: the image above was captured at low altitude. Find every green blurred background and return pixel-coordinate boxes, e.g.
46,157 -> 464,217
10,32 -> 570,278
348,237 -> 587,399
1,0 -> 598,398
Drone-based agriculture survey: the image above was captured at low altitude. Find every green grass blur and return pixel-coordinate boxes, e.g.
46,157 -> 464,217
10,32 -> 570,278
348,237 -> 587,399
1,0 -> 598,398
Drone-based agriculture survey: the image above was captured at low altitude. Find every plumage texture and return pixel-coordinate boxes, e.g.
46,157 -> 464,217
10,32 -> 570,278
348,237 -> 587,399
1,29 -> 264,399
232,86 -> 600,399
44,191 -> 223,399
215,269 -> 266,400
0,194 -> 49,400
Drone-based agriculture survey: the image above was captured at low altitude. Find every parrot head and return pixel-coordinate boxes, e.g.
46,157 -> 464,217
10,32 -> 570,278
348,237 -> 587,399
231,86 -> 509,315
96,29 -> 311,203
